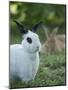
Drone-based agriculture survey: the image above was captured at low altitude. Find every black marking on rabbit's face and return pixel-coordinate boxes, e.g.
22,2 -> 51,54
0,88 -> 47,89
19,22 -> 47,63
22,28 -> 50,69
27,37 -> 32,44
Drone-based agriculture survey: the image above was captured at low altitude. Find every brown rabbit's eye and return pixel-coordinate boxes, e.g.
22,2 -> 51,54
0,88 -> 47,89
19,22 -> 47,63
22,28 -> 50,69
27,37 -> 32,44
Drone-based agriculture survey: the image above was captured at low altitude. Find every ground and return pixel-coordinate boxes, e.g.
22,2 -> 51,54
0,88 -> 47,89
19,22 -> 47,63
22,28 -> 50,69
10,51 -> 66,89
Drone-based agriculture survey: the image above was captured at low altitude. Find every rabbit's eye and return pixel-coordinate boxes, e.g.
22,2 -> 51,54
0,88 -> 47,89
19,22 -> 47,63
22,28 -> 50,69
27,37 -> 32,44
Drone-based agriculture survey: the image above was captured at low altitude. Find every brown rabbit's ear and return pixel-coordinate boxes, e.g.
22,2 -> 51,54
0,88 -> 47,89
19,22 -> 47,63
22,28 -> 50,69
41,23 -> 49,39
52,27 -> 59,35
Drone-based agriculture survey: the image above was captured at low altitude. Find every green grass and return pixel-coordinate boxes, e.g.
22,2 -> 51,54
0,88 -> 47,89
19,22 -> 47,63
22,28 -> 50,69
10,51 -> 66,89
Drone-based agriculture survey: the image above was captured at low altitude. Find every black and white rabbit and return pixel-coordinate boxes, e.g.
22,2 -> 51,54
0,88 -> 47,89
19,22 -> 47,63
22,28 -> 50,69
10,21 -> 42,82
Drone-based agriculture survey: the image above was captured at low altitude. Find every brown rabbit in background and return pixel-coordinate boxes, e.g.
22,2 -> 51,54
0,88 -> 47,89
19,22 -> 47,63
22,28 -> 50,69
41,25 -> 65,54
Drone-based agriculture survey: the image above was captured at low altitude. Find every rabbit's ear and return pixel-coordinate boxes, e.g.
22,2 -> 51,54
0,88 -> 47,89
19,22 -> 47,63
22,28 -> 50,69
32,21 -> 42,32
14,20 -> 28,34
52,27 -> 59,35
41,23 -> 49,39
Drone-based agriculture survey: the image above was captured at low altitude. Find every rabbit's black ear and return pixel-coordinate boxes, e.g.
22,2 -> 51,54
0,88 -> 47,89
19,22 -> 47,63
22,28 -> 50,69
14,20 -> 28,34
32,21 -> 42,32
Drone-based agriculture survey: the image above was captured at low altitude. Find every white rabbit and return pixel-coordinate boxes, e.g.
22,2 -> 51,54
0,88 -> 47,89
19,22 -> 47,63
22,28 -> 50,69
10,21 -> 41,82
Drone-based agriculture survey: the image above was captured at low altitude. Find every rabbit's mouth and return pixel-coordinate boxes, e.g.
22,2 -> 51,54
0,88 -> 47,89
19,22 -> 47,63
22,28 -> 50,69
35,47 -> 39,52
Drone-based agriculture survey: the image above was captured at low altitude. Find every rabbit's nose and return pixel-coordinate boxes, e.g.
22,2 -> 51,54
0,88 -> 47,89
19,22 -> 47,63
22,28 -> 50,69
37,46 -> 39,48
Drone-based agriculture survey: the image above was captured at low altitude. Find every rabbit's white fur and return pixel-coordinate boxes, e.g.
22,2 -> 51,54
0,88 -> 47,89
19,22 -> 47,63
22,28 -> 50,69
10,30 -> 41,81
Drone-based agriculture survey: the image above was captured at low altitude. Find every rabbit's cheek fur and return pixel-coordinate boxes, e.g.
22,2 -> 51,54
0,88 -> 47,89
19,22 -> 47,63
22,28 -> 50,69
22,37 -> 41,53
27,43 -> 41,53
32,42 -> 41,53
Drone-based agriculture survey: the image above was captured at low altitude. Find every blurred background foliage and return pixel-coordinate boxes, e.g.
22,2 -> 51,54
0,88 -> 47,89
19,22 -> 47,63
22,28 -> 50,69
10,1 -> 66,44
